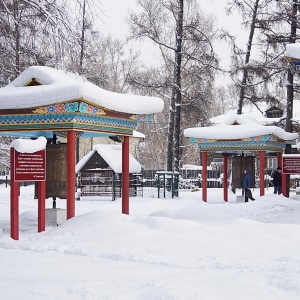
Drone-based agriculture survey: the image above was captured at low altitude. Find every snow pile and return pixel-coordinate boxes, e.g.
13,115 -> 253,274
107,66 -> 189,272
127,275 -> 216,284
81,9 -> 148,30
284,43 -> 300,59
0,185 -> 300,299
11,136 -> 47,153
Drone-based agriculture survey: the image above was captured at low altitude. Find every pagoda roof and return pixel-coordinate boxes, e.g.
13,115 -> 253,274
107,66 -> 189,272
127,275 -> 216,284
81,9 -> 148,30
0,66 -> 163,115
185,115 -> 298,141
0,66 -> 164,138
184,115 -> 298,152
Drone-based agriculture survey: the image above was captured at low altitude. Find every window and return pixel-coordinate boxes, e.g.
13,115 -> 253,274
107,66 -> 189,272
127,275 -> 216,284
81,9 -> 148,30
213,158 -> 223,164
267,158 -> 277,170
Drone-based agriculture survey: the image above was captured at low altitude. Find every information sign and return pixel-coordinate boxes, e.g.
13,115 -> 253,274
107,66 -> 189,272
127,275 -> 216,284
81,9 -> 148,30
14,149 -> 46,181
282,155 -> 300,174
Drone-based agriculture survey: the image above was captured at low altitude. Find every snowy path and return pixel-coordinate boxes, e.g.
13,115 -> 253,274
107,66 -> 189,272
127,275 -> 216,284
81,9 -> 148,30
1,185 -> 300,299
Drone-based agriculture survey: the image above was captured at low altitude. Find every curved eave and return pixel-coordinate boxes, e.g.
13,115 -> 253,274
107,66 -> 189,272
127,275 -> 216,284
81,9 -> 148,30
191,140 -> 287,152
0,109 -> 138,137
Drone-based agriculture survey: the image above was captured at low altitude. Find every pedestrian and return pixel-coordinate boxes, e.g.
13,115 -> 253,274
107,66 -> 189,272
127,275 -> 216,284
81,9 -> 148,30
272,167 -> 282,195
242,168 -> 255,202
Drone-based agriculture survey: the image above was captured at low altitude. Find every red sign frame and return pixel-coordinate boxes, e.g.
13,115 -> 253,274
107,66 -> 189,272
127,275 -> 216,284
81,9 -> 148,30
282,155 -> 300,174
14,149 -> 46,181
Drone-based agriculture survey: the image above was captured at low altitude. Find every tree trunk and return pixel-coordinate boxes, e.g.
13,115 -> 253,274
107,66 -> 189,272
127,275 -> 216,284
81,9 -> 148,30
79,0 -> 86,72
13,0 -> 20,77
237,0 -> 260,115
285,1 -> 297,133
285,0 -> 298,198
173,0 -> 184,172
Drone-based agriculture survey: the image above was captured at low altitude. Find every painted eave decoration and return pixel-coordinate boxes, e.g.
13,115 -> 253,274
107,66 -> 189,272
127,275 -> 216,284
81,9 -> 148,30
0,66 -> 164,115
184,115 -> 299,151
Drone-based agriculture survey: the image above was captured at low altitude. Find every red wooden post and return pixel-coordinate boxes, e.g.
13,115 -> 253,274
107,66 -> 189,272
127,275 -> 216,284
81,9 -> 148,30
38,181 -> 46,232
122,136 -> 130,214
10,148 -> 19,240
223,154 -> 228,202
259,151 -> 265,196
279,152 -> 286,196
67,130 -> 76,219
202,151 -> 207,202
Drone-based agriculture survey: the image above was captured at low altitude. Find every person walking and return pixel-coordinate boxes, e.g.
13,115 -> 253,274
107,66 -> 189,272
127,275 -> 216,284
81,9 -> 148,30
242,168 -> 255,202
272,167 -> 282,195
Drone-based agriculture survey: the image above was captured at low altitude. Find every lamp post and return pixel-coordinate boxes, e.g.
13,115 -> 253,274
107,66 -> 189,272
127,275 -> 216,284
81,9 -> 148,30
5,166 -> 9,188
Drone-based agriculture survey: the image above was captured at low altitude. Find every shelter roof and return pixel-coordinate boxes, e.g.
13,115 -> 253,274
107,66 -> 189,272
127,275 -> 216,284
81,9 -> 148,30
76,144 -> 141,174
210,100 -> 300,126
184,115 -> 299,152
0,66 -> 164,138
0,66 -> 163,115
185,115 -> 298,141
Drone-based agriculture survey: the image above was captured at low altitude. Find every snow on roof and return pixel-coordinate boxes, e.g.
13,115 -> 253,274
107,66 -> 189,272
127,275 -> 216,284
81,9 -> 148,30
133,130 -> 145,139
210,103 -> 279,125
0,66 -> 164,115
11,136 -> 47,153
184,115 -> 299,141
210,100 -> 300,126
284,43 -> 300,59
76,144 -> 141,174
180,164 -> 212,171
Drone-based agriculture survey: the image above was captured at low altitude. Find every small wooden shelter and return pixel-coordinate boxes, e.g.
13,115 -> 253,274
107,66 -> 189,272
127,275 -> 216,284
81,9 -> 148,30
0,66 -> 163,238
76,144 -> 142,200
184,115 -> 298,202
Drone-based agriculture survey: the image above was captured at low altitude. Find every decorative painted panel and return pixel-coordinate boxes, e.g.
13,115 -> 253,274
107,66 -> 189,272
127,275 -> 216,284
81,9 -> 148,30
191,140 -> 285,151
33,101 -> 106,116
188,134 -> 284,151
241,135 -> 277,142
0,113 -> 137,135
0,99 -> 153,136
130,114 -> 154,122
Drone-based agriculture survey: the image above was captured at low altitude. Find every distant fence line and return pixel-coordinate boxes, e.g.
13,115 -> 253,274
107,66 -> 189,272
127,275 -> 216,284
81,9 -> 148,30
141,169 -> 281,189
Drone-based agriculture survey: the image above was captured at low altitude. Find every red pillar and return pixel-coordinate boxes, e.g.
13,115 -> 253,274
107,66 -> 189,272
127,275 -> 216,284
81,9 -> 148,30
38,181 -> 46,232
202,151 -> 207,202
10,148 -> 19,240
259,151 -> 265,196
223,154 -> 228,202
279,152 -> 286,196
67,130 -> 76,219
122,136 -> 130,214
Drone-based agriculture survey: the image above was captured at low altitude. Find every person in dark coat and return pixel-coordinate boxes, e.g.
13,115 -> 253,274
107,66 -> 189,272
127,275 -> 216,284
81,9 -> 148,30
242,168 -> 255,202
272,167 -> 282,195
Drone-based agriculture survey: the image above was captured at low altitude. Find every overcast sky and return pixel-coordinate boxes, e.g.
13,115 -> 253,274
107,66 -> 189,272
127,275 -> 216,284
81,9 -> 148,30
99,0 -> 246,83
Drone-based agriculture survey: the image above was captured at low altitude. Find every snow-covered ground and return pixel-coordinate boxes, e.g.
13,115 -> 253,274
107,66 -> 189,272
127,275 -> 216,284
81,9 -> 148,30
1,184 -> 300,300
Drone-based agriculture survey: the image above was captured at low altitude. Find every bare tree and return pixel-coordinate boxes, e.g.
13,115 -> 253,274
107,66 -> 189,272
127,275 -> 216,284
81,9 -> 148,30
72,0 -> 103,75
128,0 -> 218,171
0,0 -> 74,85
223,0 -> 300,124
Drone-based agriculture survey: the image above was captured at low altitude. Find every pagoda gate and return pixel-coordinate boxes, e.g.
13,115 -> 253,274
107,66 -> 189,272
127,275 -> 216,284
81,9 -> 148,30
184,115 -> 298,202
0,66 -> 164,235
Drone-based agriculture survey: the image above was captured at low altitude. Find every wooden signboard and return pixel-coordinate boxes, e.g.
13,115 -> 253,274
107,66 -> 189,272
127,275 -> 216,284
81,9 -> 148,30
282,155 -> 300,174
14,150 -> 46,182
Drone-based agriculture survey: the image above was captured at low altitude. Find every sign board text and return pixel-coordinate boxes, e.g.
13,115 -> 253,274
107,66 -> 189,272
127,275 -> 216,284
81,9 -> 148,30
282,155 -> 300,174
14,150 -> 46,181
